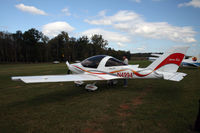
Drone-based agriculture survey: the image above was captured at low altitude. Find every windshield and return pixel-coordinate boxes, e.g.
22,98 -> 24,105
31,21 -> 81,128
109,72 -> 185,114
105,57 -> 127,67
81,55 -> 106,68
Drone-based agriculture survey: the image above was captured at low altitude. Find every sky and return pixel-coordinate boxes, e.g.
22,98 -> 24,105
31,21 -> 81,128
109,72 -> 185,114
0,0 -> 200,55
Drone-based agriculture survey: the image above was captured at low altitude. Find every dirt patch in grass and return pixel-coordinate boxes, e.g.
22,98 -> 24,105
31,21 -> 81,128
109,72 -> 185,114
82,121 -> 104,133
82,128 -> 93,133
131,87 -> 152,107
132,98 -> 143,106
117,111 -> 132,117
100,114 -> 110,121
117,86 -> 153,118
119,104 -> 130,110
81,128 -> 104,133
13,85 -> 21,88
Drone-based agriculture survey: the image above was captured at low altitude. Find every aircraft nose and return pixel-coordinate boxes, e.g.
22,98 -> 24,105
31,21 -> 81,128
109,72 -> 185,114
68,63 -> 83,74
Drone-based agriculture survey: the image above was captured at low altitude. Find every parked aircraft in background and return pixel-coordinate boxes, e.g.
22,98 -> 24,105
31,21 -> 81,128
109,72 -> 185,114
181,54 -> 200,67
12,46 -> 189,91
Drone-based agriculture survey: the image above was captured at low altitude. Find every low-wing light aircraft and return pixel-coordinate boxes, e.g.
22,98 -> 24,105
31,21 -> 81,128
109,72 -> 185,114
12,46 -> 189,91
181,54 -> 200,67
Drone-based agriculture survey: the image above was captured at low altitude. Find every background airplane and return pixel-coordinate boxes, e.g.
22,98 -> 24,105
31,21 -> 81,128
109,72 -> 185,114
12,46 -> 189,91
181,54 -> 200,67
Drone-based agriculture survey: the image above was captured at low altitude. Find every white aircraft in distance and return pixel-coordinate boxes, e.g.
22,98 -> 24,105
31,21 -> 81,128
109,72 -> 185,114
12,46 -> 189,91
149,53 -> 200,68
181,54 -> 200,67
148,53 -> 163,62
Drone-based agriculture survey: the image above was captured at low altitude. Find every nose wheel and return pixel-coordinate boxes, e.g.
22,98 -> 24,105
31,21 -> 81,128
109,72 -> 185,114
74,81 -> 98,91
74,81 -> 84,87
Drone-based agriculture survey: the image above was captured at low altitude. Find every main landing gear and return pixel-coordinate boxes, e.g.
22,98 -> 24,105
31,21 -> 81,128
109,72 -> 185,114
74,81 -> 98,91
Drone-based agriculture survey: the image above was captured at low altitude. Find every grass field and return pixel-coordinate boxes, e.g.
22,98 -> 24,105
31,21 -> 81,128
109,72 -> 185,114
0,61 -> 199,133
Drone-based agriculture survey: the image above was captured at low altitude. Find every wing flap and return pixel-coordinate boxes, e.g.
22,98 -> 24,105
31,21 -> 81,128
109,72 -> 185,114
12,74 -> 121,83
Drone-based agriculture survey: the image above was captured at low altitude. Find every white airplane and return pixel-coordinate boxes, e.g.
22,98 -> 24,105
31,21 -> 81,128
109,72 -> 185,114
12,46 -> 189,91
181,54 -> 200,67
149,53 -> 200,68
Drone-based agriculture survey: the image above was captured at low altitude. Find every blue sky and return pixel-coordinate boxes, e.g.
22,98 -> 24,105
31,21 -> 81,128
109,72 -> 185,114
0,0 -> 200,55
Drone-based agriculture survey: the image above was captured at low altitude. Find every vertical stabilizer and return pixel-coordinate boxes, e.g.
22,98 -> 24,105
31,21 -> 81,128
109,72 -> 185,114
147,46 -> 189,72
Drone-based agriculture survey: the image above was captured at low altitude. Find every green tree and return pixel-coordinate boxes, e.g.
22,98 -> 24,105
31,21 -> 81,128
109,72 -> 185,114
23,28 -> 43,62
0,29 -> 132,63
91,34 -> 108,55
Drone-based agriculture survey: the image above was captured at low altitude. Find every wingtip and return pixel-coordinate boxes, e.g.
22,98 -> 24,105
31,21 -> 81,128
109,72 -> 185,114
11,76 -> 21,81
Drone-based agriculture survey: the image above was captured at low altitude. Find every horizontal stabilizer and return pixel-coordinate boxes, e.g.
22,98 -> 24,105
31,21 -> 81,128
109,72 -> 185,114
163,72 -> 187,82
129,64 -> 139,69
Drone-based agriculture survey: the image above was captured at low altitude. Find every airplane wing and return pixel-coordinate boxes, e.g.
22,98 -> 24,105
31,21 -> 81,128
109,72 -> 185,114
183,62 -> 199,67
12,73 -> 122,83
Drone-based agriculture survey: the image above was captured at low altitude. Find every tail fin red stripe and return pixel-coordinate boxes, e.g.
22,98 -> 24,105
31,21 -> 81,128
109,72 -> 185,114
154,53 -> 184,71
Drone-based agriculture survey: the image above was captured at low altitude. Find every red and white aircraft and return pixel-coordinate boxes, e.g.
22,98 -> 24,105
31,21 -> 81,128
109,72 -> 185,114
12,46 -> 189,91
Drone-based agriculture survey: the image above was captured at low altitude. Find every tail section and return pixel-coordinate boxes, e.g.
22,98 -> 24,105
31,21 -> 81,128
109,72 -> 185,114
147,46 -> 189,72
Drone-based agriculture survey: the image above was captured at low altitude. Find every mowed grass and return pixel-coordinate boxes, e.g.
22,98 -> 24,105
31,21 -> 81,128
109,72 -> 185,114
0,61 -> 199,133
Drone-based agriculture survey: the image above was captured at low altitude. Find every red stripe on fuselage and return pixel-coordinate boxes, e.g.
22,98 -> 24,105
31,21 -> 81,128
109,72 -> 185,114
72,65 -> 107,75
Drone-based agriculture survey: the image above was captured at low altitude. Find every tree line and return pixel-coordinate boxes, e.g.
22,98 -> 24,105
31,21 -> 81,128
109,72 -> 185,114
0,28 -> 131,63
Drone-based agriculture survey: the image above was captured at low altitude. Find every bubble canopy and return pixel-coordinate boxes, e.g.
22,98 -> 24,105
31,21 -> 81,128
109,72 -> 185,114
81,55 -> 127,68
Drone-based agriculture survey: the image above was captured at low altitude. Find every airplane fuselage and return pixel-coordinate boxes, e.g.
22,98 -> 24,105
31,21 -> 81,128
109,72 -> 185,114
69,62 -> 162,80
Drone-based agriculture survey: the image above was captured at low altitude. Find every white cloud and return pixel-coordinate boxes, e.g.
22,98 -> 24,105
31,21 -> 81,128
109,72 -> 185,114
131,0 -> 141,3
62,8 -> 71,16
135,46 -> 146,52
117,42 -> 126,47
178,0 -> 200,8
119,22 -> 196,43
84,19 -> 112,25
136,47 -> 145,51
192,44 -> 197,47
98,10 -> 107,17
85,10 -> 196,43
85,10 -> 141,25
42,21 -> 75,38
82,28 -> 131,43
15,3 -> 47,15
